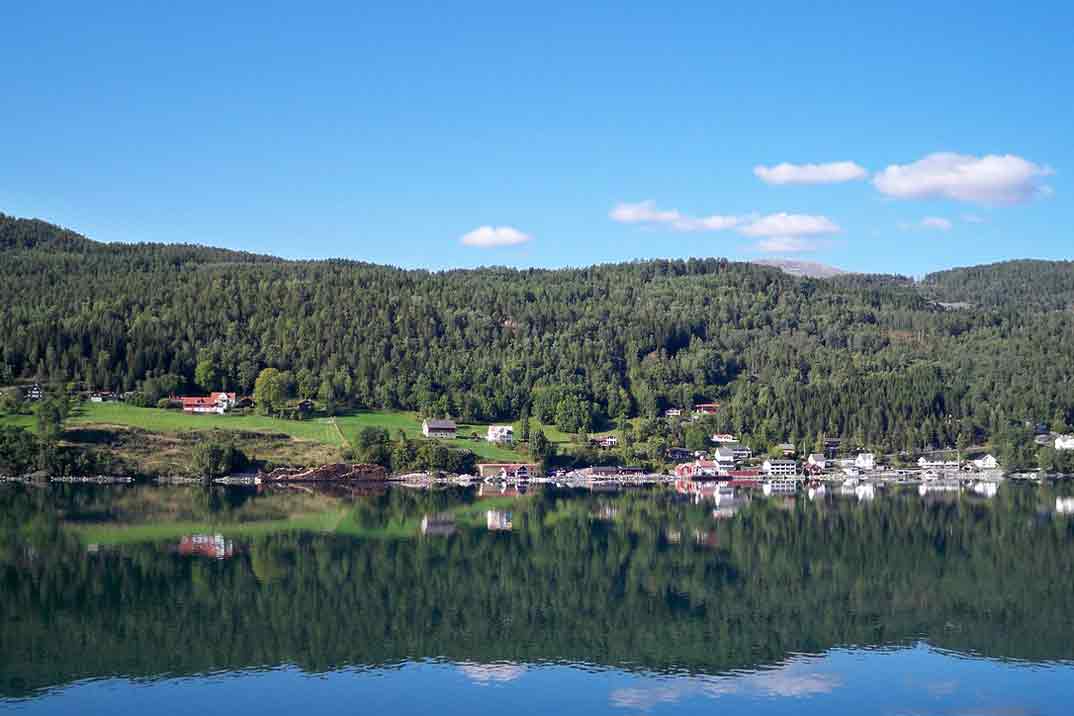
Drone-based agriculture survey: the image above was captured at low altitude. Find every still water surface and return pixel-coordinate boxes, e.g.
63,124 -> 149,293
4,480 -> 1074,714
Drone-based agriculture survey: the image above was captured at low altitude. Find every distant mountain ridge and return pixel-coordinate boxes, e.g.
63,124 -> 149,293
753,259 -> 848,278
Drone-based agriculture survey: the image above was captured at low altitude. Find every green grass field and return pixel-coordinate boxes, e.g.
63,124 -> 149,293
0,414 -> 36,431
335,409 -> 530,461
66,402 -> 346,445
4,401 -> 538,463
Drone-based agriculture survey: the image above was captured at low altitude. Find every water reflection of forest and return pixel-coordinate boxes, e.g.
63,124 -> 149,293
3,481 -> 1074,699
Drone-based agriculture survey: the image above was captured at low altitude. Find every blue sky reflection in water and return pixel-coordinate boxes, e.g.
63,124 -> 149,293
11,649 -> 1074,716
4,482 -> 1074,714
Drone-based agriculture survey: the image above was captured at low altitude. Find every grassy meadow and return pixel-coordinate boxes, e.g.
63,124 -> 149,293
3,400 -> 542,466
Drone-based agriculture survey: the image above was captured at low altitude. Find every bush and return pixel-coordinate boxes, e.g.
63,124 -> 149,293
190,437 -> 247,478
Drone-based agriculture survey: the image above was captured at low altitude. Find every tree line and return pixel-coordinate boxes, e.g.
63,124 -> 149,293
2,212 -> 1073,455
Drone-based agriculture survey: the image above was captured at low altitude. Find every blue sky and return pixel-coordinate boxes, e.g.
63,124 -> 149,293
1,1 -> 1070,275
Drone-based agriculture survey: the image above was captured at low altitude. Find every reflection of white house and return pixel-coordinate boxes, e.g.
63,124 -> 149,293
972,454 -> 999,470
486,425 -> 514,443
420,514 -> 456,536
1056,497 -> 1074,515
486,510 -> 513,531
1056,435 -> 1074,451
762,459 -> 797,477
854,453 -> 875,471
918,456 -> 960,470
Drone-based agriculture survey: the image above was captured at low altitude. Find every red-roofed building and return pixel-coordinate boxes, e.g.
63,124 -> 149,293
180,392 -> 237,414
694,403 -> 720,415
674,459 -> 722,480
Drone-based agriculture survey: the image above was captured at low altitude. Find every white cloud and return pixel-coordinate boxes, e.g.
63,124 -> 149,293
609,200 -> 681,224
754,236 -> 821,252
460,225 -> 533,248
610,203 -> 840,253
736,213 -> 840,252
873,152 -> 1053,205
738,212 -> 841,239
754,161 -> 868,185
921,216 -> 953,231
609,200 -> 741,233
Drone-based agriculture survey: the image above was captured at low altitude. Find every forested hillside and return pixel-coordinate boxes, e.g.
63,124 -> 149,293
2,213 -> 1072,453
923,259 -> 1074,311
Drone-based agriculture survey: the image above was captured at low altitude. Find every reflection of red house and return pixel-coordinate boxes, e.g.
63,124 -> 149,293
178,534 -> 235,560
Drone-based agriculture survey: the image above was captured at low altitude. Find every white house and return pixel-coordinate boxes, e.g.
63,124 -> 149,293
807,453 -> 827,471
762,459 -> 797,477
422,419 -> 457,439
486,425 -> 514,444
854,453 -> 876,471
711,433 -> 736,444
1056,435 -> 1074,451
972,454 -> 999,470
729,443 -> 753,461
713,447 -> 736,470
664,408 -> 683,417
180,392 -> 237,415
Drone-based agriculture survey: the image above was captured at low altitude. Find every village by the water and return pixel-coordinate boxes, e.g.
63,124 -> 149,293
7,386 -> 1074,518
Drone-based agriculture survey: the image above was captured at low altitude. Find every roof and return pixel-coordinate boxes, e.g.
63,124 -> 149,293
424,419 -> 457,430
809,453 -> 826,461
714,448 -> 735,459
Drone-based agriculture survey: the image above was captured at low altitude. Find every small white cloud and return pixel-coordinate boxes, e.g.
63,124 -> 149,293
460,225 -> 533,248
610,203 -> 840,252
755,237 -> 820,252
609,200 -> 681,225
609,200 -> 741,233
921,216 -> 953,231
754,161 -> 868,185
738,213 -> 840,253
739,212 -> 841,239
873,152 -> 1053,205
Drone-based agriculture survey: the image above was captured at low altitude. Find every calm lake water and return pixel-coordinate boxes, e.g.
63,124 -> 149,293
4,480 -> 1074,714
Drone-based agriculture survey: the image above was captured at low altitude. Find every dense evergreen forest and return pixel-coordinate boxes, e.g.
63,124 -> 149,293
2,213 -> 1073,453
2,484 -> 1074,697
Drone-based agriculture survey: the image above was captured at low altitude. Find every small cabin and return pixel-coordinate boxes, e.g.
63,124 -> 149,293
422,419 -> 457,439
